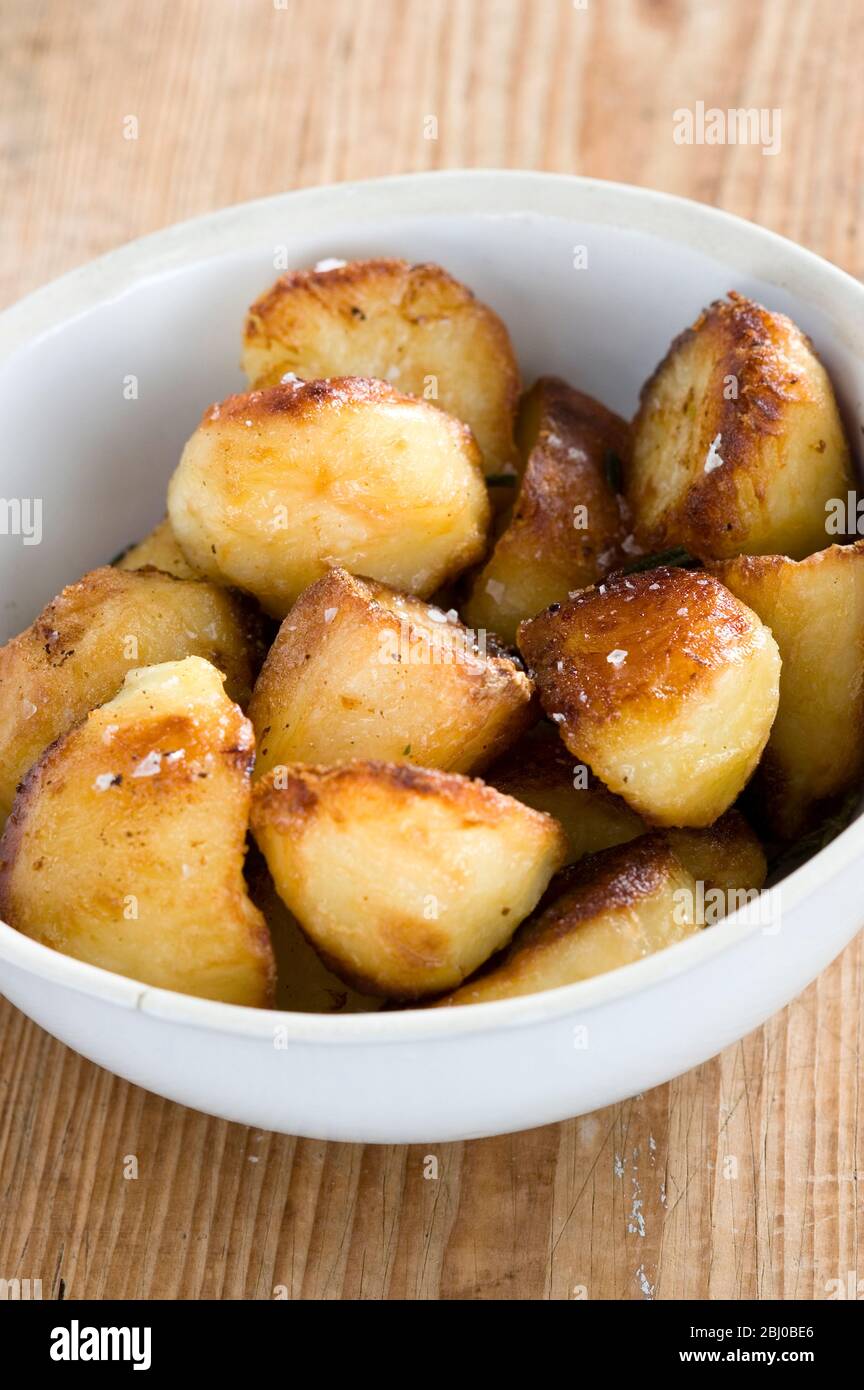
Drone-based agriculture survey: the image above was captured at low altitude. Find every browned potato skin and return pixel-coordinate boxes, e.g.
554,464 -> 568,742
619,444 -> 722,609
0,658 -> 275,1006
116,516 -> 199,579
243,258 -> 520,477
251,760 -> 569,999
711,543 -> 864,839
432,834 -> 700,1006
0,566 -> 266,824
249,567 -> 534,778
518,567 -> 781,827
628,293 -> 853,561
485,724 -> 646,863
167,378 -> 491,617
463,378 -> 633,643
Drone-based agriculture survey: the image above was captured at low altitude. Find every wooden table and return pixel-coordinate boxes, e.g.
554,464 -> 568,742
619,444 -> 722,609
1,0 -> 862,1301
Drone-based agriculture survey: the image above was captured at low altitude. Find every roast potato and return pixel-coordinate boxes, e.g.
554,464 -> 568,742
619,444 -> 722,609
518,567 -> 781,827
485,724 -> 646,863
432,833 -> 701,1006
711,542 -> 864,838
243,258 -> 520,477
250,761 -> 569,999
115,516 -> 199,579
0,565 -> 265,824
628,292 -> 853,560
249,567 -> 534,778
0,658 -> 274,1006
463,377 -> 633,643
167,378 -> 490,617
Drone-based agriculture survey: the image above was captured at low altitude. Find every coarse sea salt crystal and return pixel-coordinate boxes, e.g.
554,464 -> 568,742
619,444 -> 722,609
607,649 -> 627,667
93,773 -> 117,792
314,257 -> 347,272
704,433 -> 724,473
132,751 -> 162,778
323,607 -> 338,623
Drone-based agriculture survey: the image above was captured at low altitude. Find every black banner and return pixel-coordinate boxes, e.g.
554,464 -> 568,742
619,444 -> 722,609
2,1297 -> 858,1373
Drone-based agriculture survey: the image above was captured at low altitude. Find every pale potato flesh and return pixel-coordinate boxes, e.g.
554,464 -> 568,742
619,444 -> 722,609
249,567 -> 534,778
243,258 -> 520,476
712,543 -> 864,838
518,567 -> 781,827
251,761 -> 569,999
0,566 -> 265,825
433,834 -> 701,1005
629,292 -> 853,561
0,658 -> 274,1005
167,378 -> 490,617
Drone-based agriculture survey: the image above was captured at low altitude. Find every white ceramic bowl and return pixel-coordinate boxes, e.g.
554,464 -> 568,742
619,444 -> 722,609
1,171 -> 862,1143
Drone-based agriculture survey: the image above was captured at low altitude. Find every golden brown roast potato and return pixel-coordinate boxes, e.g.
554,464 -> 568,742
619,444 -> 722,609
463,378 -> 634,643
432,833 -> 701,1006
243,258 -> 520,477
115,516 -> 199,579
518,567 -> 781,827
250,761 -> 568,999
0,658 -> 275,1005
711,542 -> 864,838
0,566 -> 266,823
628,292 -> 853,560
167,378 -> 490,617
250,567 -> 534,778
485,724 -> 646,863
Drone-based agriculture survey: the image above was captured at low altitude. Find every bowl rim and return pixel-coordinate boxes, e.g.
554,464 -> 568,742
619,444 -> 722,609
1,167 -> 862,1046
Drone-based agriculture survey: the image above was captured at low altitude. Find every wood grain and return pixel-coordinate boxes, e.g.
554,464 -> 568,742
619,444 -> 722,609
1,0 -> 863,1301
